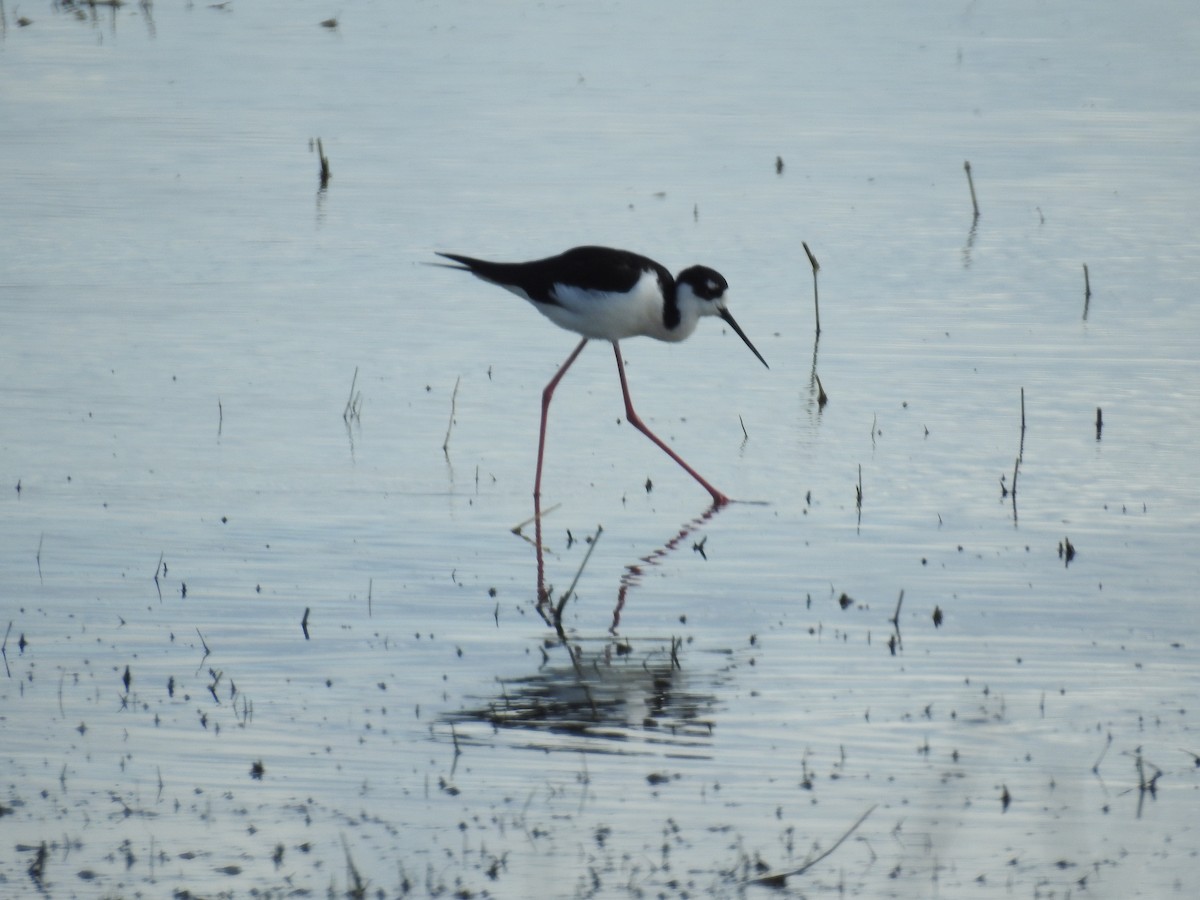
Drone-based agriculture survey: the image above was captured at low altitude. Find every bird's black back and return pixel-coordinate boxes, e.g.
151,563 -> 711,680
437,246 -> 674,308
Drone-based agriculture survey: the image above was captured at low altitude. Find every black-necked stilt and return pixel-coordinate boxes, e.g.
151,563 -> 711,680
435,245 -> 768,506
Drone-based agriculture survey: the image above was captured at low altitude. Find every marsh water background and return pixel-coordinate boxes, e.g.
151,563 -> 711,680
2,1 -> 1199,896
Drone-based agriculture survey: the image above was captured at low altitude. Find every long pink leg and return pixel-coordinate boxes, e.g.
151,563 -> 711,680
611,342 -> 730,506
534,338 -> 589,614
534,337 -> 589,507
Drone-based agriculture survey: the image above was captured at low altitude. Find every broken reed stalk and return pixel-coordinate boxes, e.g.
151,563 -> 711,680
1011,456 -> 1020,522
750,805 -> 877,886
510,502 -> 561,537
963,160 -> 980,220
442,376 -> 461,454
1092,731 -> 1113,774
342,367 -> 362,422
889,589 -> 905,628
553,524 -> 604,635
340,835 -> 365,898
1019,387 -> 1026,462
317,138 -> 331,190
1011,387 -> 1025,522
153,551 -> 163,601
36,532 -> 44,585
2,621 -> 12,678
802,241 -> 821,338
1082,263 -> 1092,320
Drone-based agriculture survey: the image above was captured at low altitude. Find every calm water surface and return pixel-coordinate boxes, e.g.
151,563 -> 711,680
2,1 -> 1198,897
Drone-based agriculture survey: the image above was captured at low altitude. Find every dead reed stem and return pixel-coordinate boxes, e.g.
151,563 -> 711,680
553,524 -> 604,636
963,160 -> 980,219
1082,263 -> 1092,320
750,805 -> 877,886
442,376 -> 461,454
802,241 -> 821,338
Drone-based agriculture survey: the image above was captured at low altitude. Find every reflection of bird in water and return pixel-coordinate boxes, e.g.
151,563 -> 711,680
435,246 -> 768,506
444,638 -> 719,756
610,504 -> 725,633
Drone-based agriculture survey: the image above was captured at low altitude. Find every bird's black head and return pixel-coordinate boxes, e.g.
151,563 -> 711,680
676,265 -> 729,302
675,264 -> 768,369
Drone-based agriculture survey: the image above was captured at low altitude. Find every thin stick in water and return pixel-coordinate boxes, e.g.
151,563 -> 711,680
1019,387 -> 1026,462
750,805 -> 877,885
442,376 -> 461,454
1011,456 -> 1020,522
342,367 -> 362,422
802,241 -> 821,338
1,621 -> 11,678
554,524 -> 604,635
153,551 -> 163,602
1082,263 -> 1092,320
963,160 -> 980,219
511,502 -> 561,537
317,138 -> 331,189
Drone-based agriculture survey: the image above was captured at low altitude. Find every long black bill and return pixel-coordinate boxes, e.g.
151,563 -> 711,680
719,308 -> 769,369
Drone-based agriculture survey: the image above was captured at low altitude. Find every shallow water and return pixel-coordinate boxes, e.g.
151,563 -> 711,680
2,1 -> 1199,897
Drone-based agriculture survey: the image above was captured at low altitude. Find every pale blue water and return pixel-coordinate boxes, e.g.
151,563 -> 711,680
2,1 -> 1198,896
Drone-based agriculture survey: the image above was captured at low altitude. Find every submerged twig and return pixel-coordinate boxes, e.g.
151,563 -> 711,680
889,589 -> 905,629
553,525 -> 604,637
963,160 -> 980,220
1011,387 -> 1025,522
888,590 -> 905,654
442,376 -> 461,454
342,367 -> 362,423
317,138 -> 331,190
511,503 -> 561,537
749,804 -> 877,886
1092,731 -> 1113,774
153,552 -> 164,602
1082,263 -> 1092,320
341,833 -> 366,898
1018,387 -> 1026,462
2,621 -> 12,678
802,241 -> 821,338
1011,456 -> 1020,523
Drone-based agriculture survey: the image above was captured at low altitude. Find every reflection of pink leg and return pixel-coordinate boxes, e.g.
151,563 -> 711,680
535,338 -> 589,613
611,342 -> 729,506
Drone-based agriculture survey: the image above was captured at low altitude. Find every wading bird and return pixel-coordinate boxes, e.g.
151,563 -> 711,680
436,245 -> 768,506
